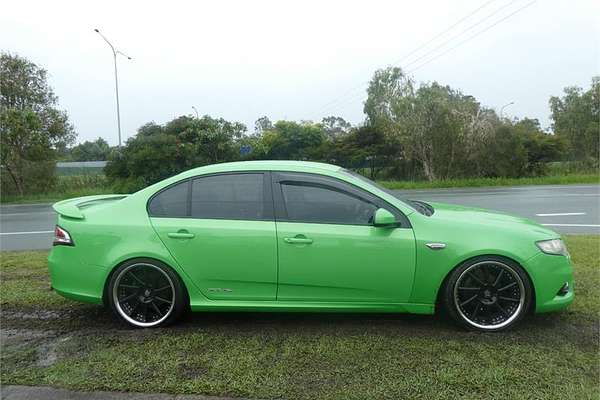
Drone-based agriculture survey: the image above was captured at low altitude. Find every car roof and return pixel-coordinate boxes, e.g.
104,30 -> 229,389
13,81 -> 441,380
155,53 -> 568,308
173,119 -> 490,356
178,160 -> 341,177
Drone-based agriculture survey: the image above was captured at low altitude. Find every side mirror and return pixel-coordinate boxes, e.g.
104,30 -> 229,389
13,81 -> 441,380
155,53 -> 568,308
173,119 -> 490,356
373,208 -> 396,227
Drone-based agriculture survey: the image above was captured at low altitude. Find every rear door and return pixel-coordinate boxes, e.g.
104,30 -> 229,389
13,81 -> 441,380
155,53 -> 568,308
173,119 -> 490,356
149,172 -> 277,300
273,172 -> 416,303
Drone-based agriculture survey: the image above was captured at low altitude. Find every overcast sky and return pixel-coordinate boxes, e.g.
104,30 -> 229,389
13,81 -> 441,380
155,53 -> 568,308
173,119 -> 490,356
2,0 -> 598,145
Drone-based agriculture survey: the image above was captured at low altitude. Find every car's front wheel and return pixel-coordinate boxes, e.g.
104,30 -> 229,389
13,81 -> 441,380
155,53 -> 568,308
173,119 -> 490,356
108,259 -> 187,328
442,256 -> 533,332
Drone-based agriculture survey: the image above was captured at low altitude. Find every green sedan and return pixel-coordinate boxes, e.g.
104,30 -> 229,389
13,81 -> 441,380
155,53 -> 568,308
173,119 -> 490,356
48,161 -> 573,331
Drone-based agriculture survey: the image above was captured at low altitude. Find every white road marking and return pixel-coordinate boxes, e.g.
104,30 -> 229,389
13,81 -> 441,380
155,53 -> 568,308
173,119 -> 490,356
536,212 -> 586,217
0,230 -> 54,236
1,211 -> 55,217
541,224 -> 600,228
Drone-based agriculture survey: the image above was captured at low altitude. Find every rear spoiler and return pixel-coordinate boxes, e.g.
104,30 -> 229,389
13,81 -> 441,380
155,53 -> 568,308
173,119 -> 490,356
52,194 -> 129,219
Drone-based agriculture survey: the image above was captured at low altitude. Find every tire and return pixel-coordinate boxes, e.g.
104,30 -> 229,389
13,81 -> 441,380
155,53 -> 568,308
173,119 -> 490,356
441,256 -> 533,332
107,258 -> 187,328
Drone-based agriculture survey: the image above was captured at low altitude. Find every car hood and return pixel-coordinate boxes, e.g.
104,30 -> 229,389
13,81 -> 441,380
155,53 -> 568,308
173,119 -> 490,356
424,201 -> 559,237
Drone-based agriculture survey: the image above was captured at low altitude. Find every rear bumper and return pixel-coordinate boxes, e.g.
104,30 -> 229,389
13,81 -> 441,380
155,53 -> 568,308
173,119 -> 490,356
525,252 -> 574,313
48,246 -> 107,305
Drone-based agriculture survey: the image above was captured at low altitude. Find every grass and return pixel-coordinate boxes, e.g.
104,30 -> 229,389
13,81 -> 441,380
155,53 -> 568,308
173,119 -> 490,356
1,235 -> 599,399
2,173 -> 598,204
378,173 -> 599,190
1,175 -> 112,204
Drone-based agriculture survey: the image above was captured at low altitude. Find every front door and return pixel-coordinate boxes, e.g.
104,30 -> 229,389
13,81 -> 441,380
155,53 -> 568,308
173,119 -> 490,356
149,172 -> 277,301
273,172 -> 416,303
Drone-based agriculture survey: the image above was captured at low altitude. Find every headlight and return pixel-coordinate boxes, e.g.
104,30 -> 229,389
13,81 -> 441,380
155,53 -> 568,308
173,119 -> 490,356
536,239 -> 568,256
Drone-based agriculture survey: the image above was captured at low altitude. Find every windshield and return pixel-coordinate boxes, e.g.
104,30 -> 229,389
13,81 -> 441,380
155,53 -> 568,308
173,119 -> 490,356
339,169 -> 416,211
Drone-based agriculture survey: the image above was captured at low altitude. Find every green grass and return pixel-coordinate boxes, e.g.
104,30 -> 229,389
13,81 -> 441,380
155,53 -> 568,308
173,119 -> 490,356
0,187 -> 114,204
1,175 -> 112,204
1,235 -> 599,399
2,173 -> 598,204
378,173 -> 599,190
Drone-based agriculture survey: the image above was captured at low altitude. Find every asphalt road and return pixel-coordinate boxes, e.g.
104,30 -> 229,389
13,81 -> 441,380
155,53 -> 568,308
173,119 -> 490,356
1,184 -> 598,251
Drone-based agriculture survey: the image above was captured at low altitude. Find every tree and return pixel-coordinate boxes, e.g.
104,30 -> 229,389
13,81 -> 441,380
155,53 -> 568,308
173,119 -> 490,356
0,52 -> 75,195
261,120 -> 325,160
329,124 -> 401,179
254,116 -> 273,134
321,116 -> 351,139
68,137 -> 111,161
105,114 -> 246,192
512,118 -> 565,175
364,67 -> 494,180
549,77 -> 599,161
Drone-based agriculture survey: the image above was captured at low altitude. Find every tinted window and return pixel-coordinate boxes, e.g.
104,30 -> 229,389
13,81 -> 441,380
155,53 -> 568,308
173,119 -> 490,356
148,180 -> 189,217
191,174 -> 264,220
281,183 -> 377,225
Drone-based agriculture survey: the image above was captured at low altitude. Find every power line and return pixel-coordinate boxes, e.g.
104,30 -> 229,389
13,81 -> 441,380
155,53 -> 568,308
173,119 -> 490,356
407,0 -> 537,74
401,0 -> 520,71
313,0 -> 499,117
318,0 -> 537,118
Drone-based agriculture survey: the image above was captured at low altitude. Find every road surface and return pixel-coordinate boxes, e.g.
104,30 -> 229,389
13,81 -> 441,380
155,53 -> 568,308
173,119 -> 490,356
1,184 -> 598,251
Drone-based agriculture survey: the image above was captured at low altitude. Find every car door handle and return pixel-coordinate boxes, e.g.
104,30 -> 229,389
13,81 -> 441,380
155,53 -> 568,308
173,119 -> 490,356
167,231 -> 195,239
284,236 -> 313,245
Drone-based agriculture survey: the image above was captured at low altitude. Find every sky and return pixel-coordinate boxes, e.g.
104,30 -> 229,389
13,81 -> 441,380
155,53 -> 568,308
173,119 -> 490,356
2,0 -> 598,145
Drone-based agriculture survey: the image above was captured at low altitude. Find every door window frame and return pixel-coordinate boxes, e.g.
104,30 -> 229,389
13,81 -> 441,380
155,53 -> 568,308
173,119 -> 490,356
271,171 -> 411,228
147,171 -> 274,221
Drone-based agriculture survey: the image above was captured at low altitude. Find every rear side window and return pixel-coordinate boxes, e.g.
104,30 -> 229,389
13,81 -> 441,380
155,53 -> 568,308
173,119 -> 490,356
191,174 -> 265,220
281,183 -> 377,225
148,180 -> 189,217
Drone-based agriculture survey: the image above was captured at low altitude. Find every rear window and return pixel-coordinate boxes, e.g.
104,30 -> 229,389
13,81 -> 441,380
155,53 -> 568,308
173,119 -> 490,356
148,180 -> 189,217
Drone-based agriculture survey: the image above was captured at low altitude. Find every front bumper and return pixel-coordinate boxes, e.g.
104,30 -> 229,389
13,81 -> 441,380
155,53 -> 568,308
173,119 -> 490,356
525,251 -> 574,313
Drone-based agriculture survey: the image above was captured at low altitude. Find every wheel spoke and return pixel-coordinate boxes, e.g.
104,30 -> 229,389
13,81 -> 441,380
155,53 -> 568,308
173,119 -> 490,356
151,302 -> 163,317
467,272 -> 486,286
460,294 -> 478,307
120,292 -> 138,302
458,286 -> 481,291
119,284 -> 140,290
499,296 -> 520,302
154,296 -> 172,304
471,302 -> 480,320
128,299 -> 141,316
128,271 -> 147,286
495,302 -> 508,317
154,285 -> 172,292
498,282 -> 517,292
492,269 -> 504,287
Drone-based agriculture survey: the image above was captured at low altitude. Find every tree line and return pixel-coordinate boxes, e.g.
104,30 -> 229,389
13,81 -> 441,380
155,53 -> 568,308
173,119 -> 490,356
1,52 -> 598,196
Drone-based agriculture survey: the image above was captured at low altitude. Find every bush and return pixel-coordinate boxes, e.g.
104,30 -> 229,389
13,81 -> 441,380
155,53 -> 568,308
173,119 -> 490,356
1,160 -> 56,196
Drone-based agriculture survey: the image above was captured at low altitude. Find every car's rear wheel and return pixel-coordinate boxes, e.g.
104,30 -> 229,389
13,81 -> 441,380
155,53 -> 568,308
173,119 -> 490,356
442,256 -> 532,332
108,259 -> 187,328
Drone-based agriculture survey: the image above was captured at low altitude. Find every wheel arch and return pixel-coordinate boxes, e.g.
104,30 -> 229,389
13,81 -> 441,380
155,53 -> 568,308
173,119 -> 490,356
434,253 -> 536,314
102,256 -> 190,308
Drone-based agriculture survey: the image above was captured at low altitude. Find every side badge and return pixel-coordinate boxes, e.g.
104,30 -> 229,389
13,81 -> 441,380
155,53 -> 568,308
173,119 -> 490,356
426,243 -> 446,250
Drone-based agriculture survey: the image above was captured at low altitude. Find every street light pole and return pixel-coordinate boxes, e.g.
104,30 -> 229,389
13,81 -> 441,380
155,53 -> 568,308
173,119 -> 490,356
500,101 -> 514,119
94,28 -> 132,147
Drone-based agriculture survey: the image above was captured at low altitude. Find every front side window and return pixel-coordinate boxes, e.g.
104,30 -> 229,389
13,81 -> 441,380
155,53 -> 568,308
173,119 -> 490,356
191,173 -> 265,220
148,180 -> 189,217
281,183 -> 377,225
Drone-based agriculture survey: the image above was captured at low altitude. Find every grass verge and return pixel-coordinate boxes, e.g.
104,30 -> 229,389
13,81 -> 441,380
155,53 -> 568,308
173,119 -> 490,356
379,173 -> 599,190
2,173 -> 598,204
1,235 -> 599,399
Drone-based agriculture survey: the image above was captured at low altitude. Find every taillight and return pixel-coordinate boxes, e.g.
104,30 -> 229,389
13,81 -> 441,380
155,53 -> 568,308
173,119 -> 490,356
53,225 -> 74,246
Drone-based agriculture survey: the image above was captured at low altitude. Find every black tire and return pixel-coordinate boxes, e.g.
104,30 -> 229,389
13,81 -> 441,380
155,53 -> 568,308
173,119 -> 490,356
441,256 -> 533,332
107,258 -> 187,328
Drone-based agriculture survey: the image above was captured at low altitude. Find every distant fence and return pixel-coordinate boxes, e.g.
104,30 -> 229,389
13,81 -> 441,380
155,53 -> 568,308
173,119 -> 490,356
56,161 -> 107,176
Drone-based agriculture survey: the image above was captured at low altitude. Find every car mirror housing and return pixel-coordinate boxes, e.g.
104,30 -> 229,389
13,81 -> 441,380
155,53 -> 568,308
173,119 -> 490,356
373,208 -> 396,227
